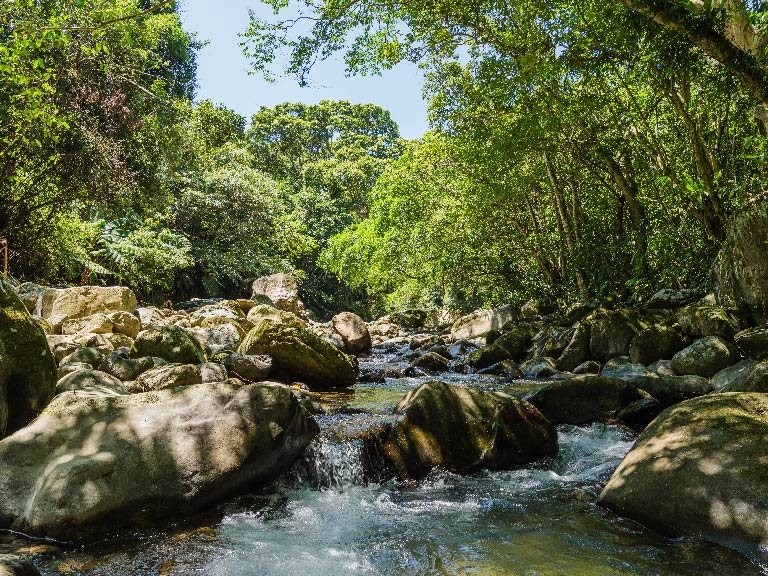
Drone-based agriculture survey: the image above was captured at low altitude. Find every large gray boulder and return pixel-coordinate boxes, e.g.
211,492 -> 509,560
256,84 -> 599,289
55,369 -> 128,397
0,279 -> 56,437
251,273 -> 308,319
46,286 -> 137,333
671,336 -> 739,378
600,393 -> 768,554
331,312 -> 372,355
0,381 -> 319,539
133,326 -> 207,365
129,363 -> 202,393
374,381 -> 557,479
450,306 -> 517,340
239,318 -> 358,388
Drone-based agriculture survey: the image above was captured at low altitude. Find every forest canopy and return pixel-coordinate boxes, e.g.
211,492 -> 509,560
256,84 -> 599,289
2,0 -> 767,318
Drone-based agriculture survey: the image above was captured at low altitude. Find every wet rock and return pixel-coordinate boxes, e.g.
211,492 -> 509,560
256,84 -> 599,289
447,340 -> 477,359
600,393 -> 768,552
375,381 -> 557,479
239,318 -> 358,389
616,398 -> 662,432
525,376 -> 648,425
56,369 -> 128,397
331,312 -> 372,355
671,336 -> 739,378
406,352 -> 450,374
477,360 -> 523,378
600,358 -> 659,387
0,381 -> 319,539
223,353 -> 272,382
465,343 -> 511,371
519,357 -> 559,379
573,360 -> 601,375
0,279 -> 57,436
358,363 -> 405,383
133,325 -> 207,365
556,322 -> 590,372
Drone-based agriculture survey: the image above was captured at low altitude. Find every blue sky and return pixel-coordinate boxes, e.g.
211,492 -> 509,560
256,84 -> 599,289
179,0 -> 430,139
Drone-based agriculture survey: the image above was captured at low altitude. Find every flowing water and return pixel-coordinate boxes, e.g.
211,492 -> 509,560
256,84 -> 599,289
28,349 -> 768,575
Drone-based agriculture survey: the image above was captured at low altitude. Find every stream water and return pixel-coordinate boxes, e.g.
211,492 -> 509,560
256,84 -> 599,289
29,349 -> 767,575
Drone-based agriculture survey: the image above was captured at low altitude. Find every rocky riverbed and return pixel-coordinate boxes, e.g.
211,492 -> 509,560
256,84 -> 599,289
2,277 -> 768,574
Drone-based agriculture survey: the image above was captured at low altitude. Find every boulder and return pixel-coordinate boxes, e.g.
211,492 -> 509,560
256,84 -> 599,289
600,357 -> 659,387
734,326 -> 768,359
46,286 -> 137,333
477,360 -> 524,378
0,279 -> 57,436
310,324 -> 346,350
600,393 -> 768,553
407,352 -> 450,374
239,318 -> 358,388
720,360 -> 768,392
374,381 -> 557,479
223,353 -> 272,382
531,325 -> 575,359
520,298 -> 556,318
493,325 -> 534,361
671,336 -> 739,378
15,282 -> 62,317
556,322 -> 590,372
61,313 -> 112,336
464,343 -> 510,371
615,398 -> 662,432
644,288 -> 701,310
72,333 -> 113,355
573,360 -> 601,375
519,357 -> 559,379
712,359 -> 759,392
0,381 -> 319,539
107,311 -> 141,339
246,304 -> 305,328
189,302 -> 245,329
0,555 -> 40,576
389,309 -> 429,330
331,312 -> 372,355
99,351 -> 154,382
450,306 -> 518,340
648,359 -> 676,377
629,325 -> 687,365
525,376 -> 648,425
55,369 -> 128,397
676,304 -> 740,339
133,326 -> 207,365
200,362 -> 228,383
637,375 -> 712,408
135,307 -> 167,328
251,273 -> 308,319
58,362 -> 92,379
130,363 -> 202,393
587,309 -> 644,362
59,347 -> 103,368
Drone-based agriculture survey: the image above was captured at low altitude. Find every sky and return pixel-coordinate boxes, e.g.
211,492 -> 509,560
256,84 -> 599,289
179,0 -> 430,139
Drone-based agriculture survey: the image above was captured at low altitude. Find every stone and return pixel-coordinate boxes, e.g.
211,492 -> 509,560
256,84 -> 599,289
712,359 -> 759,392
0,555 -> 40,576
246,304 -> 305,328
57,362 -> 92,379
519,357 -> 559,379
720,360 -> 768,392
0,381 -> 319,539
61,313 -> 112,336
600,357 -> 659,387
200,323 -> 245,355
99,351 -> 154,382
638,375 -> 712,408
629,325 -> 687,365
72,333 -> 113,355
200,362 -> 228,383
734,326 -> 768,359
133,326 -> 207,365
588,309 -> 645,363
59,347 -> 104,368
48,338 -> 80,363
450,306 -> 518,340
331,312 -> 372,355
615,398 -> 662,432
573,360 -> 601,375
239,318 -> 358,388
648,359 -> 677,377
107,311 -> 141,339
671,336 -> 739,378
644,288 -> 701,310
477,360 -> 523,378
135,307 -> 167,328
525,376 -> 648,425
493,325 -> 534,361
464,343 -> 511,371
676,304 -> 741,340
311,324 -> 346,350
520,298 -> 556,318
130,363 -> 202,393
0,279 -> 57,437
600,393 -> 768,553
223,353 -> 272,382
15,282 -> 62,317
557,322 -> 590,371
251,273 -> 308,319
374,381 -> 557,479
47,286 -> 137,333
56,369 -> 128,397
407,352 -> 450,374
389,309 -> 428,329
103,333 -> 133,350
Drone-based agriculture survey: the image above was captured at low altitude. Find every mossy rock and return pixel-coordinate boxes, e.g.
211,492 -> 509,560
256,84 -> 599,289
374,381 -> 557,479
0,278 -> 57,436
600,393 -> 768,552
671,336 -> 738,378
133,326 -> 207,365
239,318 -> 358,388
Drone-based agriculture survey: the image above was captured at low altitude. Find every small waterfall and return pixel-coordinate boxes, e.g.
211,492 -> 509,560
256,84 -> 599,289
292,435 -> 377,489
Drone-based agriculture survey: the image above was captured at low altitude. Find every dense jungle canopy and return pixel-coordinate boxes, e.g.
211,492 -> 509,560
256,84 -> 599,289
2,0 -> 767,319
